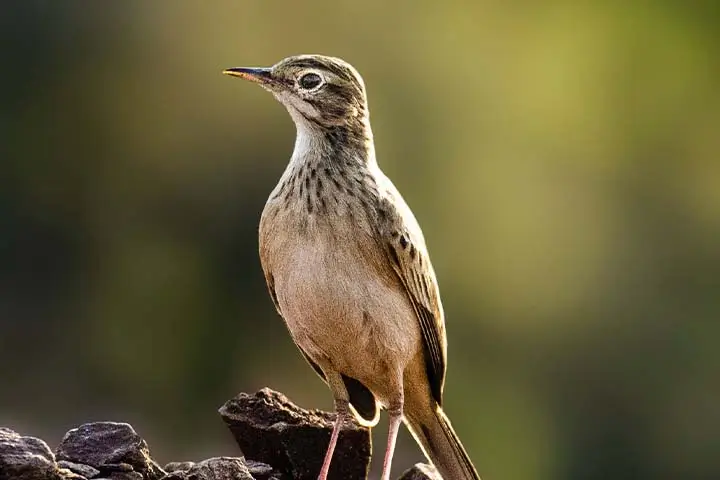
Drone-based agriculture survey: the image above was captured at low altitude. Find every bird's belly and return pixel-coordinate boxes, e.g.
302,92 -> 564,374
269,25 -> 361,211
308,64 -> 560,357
272,236 -> 421,395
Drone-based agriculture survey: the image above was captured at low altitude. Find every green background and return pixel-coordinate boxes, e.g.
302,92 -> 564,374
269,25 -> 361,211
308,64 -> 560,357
1,2 -> 718,479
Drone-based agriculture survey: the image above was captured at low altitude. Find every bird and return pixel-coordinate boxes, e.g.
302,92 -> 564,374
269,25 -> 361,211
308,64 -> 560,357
223,54 -> 481,480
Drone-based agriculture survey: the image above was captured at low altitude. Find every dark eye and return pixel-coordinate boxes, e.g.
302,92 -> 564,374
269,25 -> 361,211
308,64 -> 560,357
299,72 -> 323,90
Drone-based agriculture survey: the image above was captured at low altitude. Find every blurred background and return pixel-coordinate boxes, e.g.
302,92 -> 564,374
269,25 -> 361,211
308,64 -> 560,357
1,1 -> 719,479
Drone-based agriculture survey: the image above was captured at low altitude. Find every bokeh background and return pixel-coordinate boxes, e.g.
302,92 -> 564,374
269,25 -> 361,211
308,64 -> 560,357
1,1 -> 719,479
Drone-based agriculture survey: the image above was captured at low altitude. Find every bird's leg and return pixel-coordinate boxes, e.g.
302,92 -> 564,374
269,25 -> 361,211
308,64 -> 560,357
380,393 -> 404,480
318,399 -> 348,479
318,372 -> 350,480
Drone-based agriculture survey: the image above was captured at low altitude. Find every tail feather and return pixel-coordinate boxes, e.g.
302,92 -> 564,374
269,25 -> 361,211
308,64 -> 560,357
405,403 -> 481,480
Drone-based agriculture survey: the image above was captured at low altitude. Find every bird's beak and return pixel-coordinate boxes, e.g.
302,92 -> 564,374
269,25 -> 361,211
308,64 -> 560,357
222,67 -> 273,85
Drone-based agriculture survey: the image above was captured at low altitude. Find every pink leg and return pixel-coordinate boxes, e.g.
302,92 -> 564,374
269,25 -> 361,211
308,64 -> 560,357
380,402 -> 404,480
318,401 -> 348,480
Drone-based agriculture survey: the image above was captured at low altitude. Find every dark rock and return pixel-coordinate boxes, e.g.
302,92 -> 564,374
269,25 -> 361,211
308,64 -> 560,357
245,459 -> 286,480
99,464 -> 133,472
219,388 -> 371,480
398,463 -> 442,480
162,462 -> 194,473
57,460 -> 101,478
160,457 -> 252,480
95,472 -> 143,480
0,427 -> 64,480
56,422 -> 165,480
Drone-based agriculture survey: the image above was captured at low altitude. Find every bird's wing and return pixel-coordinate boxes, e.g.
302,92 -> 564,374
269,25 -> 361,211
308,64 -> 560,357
375,178 -> 447,405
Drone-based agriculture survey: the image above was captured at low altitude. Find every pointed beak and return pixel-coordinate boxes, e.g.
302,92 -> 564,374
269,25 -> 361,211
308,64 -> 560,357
222,67 -> 273,85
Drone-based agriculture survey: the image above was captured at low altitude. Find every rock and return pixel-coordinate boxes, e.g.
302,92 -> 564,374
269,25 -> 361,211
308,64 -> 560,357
0,427 -> 64,480
245,459 -> 286,480
96,472 -> 143,480
161,458 -> 286,479
95,472 -> 143,480
57,460 -> 101,478
56,422 -> 165,480
398,463 -> 442,480
162,462 -> 194,473
160,457 -> 252,480
219,388 -> 371,480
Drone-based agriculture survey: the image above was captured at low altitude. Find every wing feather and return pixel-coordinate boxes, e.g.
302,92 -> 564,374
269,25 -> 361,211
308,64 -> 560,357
375,183 -> 447,405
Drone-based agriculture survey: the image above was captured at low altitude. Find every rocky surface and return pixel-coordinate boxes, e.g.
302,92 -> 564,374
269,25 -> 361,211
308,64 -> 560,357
0,388 -> 425,479
161,457 -> 253,480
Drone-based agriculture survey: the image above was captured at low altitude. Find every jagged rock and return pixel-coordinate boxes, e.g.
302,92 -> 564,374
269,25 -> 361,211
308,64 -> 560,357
398,463 -> 442,480
56,422 -> 165,480
219,388 -> 371,480
160,457 -> 252,480
0,427 -> 69,480
57,460 -> 101,478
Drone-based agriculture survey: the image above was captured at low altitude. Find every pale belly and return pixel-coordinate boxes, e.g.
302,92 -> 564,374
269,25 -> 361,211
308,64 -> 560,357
269,232 -> 421,401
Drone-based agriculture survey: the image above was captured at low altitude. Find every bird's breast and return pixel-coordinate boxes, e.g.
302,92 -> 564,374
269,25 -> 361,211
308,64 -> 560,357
259,198 -> 421,383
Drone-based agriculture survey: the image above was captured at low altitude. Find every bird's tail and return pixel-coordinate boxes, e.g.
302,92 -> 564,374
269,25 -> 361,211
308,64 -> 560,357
404,399 -> 481,480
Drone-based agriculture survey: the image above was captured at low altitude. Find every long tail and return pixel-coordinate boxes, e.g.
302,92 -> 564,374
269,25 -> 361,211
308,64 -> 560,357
404,400 -> 481,480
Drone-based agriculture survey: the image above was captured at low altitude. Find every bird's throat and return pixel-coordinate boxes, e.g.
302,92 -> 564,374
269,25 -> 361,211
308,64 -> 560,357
271,124 -> 379,220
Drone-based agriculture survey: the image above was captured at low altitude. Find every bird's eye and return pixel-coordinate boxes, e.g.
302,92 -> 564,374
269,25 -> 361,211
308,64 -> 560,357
298,72 -> 323,90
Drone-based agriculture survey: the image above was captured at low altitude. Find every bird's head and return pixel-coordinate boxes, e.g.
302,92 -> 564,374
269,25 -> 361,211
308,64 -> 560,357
224,55 -> 369,132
